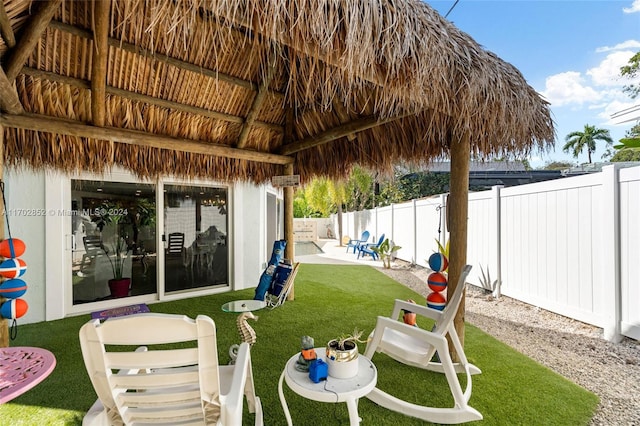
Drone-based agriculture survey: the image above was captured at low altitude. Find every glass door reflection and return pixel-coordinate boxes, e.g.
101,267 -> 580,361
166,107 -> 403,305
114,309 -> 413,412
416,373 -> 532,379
71,180 -> 157,305
163,184 -> 228,292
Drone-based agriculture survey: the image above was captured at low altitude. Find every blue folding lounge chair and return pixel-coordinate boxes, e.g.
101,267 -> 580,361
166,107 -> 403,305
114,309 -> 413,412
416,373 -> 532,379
255,240 -> 286,301
346,230 -> 370,253
358,234 -> 385,260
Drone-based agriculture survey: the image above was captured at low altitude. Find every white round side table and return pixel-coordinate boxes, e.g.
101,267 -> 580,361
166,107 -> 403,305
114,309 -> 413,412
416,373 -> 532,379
278,347 -> 377,425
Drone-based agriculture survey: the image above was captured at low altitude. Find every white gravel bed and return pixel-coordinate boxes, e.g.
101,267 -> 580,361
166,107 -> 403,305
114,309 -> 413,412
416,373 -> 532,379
378,263 -> 640,426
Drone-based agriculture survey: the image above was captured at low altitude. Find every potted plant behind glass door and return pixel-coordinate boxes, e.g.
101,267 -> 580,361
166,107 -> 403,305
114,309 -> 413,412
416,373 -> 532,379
105,232 -> 131,297
95,204 -> 131,298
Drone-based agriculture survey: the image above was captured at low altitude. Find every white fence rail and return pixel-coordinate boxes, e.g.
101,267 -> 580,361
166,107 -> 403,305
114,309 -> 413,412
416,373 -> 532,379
333,165 -> 640,342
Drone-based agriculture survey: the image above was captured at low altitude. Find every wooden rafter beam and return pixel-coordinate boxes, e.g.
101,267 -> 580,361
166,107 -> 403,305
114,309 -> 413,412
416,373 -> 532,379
48,20 -> 284,97
332,100 -> 357,142
20,67 -> 282,133
3,0 -> 61,81
91,0 -> 109,127
277,113 -> 414,156
0,112 -> 293,165
0,67 -> 23,114
236,59 -> 277,148
0,2 -> 16,48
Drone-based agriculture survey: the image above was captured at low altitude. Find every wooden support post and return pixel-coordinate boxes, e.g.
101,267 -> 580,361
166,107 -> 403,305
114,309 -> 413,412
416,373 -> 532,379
284,163 -> 295,300
447,131 -> 470,356
0,125 -> 7,348
91,0 -> 109,127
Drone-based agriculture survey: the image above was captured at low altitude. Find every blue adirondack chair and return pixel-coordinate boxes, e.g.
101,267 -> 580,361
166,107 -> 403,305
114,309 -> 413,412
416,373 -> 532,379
346,230 -> 370,253
358,234 -> 385,260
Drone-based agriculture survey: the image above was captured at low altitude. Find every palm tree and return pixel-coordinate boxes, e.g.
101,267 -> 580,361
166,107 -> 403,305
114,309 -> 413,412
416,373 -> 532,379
563,124 -> 613,164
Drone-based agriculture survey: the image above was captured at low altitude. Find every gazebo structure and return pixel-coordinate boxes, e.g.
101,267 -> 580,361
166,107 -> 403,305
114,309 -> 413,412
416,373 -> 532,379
0,0 -> 554,346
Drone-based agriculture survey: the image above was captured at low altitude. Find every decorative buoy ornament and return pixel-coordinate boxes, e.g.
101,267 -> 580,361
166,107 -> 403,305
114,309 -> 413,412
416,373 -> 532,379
0,238 -> 26,258
428,252 -> 448,272
0,298 -> 28,319
0,258 -> 27,278
427,271 -> 448,292
0,278 -> 27,299
426,292 -> 446,311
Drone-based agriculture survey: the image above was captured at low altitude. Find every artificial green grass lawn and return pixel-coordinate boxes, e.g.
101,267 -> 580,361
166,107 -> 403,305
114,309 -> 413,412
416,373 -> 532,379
0,264 -> 598,425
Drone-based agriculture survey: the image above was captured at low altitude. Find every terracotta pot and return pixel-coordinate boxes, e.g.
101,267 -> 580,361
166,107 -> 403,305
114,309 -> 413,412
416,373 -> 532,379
108,278 -> 131,298
403,312 -> 417,326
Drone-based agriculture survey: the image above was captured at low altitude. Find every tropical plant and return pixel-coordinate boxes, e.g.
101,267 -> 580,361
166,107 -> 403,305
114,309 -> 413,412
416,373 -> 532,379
611,145 -> 640,161
344,166 -> 375,212
372,238 -> 401,269
94,202 -> 131,280
104,234 -> 130,280
613,123 -> 640,154
563,124 -> 613,164
620,51 -> 640,99
129,199 -> 155,252
435,238 -> 449,258
613,53 -> 640,155
293,190 -> 317,218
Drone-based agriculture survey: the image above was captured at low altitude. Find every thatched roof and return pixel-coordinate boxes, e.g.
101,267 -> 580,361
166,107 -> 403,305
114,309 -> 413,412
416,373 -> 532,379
0,0 -> 555,184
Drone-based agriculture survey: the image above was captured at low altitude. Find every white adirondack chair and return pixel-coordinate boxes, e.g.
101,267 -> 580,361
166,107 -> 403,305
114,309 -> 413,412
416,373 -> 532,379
79,313 -> 263,426
363,264 -> 482,424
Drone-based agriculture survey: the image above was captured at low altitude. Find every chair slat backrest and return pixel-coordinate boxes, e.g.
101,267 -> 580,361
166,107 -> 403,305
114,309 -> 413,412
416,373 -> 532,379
83,236 -> 104,256
80,313 -> 222,425
167,232 -> 185,254
433,265 -> 472,334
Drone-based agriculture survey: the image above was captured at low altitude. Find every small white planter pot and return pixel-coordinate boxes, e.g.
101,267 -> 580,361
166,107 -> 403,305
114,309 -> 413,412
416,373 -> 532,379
326,340 -> 359,379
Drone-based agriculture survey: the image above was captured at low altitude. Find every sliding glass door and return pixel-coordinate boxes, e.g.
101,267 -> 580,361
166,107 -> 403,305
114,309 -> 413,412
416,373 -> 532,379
70,180 -> 156,305
163,184 -> 229,293
69,178 -> 229,306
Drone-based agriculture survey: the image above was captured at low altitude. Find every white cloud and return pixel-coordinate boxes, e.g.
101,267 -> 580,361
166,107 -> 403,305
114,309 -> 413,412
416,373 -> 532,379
542,50 -> 640,108
595,40 -> 640,52
623,0 -> 640,13
587,50 -> 638,86
541,71 -> 601,107
597,99 -> 639,126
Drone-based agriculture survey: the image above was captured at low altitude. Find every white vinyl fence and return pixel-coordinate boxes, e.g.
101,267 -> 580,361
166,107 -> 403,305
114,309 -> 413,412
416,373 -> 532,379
333,165 -> 640,343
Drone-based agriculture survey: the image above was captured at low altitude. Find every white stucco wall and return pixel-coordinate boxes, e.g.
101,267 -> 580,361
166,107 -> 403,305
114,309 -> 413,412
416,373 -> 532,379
2,167 -> 277,324
3,168 -> 47,324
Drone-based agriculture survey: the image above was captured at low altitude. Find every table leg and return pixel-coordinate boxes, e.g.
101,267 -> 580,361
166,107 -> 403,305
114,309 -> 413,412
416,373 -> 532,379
346,397 -> 362,425
278,370 -> 293,426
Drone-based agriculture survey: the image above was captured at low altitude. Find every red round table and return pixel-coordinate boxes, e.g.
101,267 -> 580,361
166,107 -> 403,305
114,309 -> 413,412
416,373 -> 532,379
0,346 -> 56,404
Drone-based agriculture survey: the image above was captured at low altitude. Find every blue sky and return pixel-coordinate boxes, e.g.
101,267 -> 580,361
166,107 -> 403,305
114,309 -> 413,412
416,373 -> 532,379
428,0 -> 640,168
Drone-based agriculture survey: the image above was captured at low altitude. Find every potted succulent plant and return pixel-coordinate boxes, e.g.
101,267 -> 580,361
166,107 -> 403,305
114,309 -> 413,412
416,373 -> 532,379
326,329 -> 367,379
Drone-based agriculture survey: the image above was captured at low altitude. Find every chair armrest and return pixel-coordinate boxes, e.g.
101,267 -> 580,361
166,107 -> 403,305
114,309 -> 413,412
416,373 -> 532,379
390,299 -> 443,322
222,342 -> 251,422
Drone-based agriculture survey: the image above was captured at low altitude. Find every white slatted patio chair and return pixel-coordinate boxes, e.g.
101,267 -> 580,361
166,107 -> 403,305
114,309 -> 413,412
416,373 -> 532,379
363,264 -> 482,424
79,313 -> 263,426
